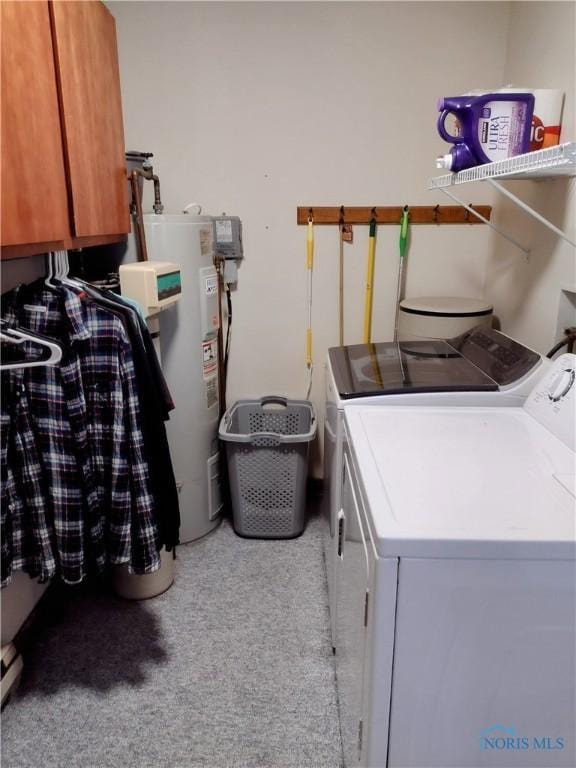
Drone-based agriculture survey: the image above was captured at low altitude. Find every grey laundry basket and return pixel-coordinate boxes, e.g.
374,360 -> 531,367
219,396 -> 317,538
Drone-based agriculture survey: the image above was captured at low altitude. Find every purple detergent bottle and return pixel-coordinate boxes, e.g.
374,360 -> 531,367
436,92 -> 535,172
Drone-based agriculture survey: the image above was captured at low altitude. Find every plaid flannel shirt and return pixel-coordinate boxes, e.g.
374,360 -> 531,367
1,282 -> 161,585
1,374 -> 57,586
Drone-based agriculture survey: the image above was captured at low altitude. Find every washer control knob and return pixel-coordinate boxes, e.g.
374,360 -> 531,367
548,368 -> 575,402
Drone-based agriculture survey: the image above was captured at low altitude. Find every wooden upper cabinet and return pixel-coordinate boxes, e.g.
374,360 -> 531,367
1,0 -> 129,257
50,0 -> 130,239
1,1 -> 70,248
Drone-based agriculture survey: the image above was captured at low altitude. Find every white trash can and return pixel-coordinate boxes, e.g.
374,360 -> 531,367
398,296 -> 493,341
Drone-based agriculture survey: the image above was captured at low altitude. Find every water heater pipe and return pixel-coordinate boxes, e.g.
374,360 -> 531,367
214,252 -> 227,415
131,166 -> 164,215
129,171 -> 149,262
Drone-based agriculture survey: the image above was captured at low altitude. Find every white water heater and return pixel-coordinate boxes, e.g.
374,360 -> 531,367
144,213 -> 223,543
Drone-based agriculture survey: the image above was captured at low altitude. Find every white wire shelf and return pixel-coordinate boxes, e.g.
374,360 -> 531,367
428,142 -> 576,252
429,142 -> 576,189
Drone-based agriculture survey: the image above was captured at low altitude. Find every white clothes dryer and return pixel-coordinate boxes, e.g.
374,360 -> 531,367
338,353 -> 575,768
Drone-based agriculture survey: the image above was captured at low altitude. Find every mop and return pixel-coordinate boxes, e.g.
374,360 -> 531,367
393,206 -> 410,342
363,214 -> 377,344
305,215 -> 314,399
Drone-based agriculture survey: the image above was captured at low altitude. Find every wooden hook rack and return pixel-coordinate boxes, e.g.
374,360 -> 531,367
296,205 -> 491,225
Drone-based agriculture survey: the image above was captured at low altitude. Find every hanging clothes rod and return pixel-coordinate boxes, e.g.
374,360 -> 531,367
296,205 -> 491,226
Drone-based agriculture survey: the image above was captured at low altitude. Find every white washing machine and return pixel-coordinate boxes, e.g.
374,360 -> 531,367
324,326 -> 548,648
338,354 -> 575,768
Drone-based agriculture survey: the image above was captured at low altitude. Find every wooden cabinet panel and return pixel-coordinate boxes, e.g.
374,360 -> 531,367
1,1 -> 70,248
50,1 -> 129,238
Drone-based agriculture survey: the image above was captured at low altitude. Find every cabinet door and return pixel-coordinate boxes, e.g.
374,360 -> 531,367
336,450 -> 371,767
1,1 -> 69,249
50,0 -> 129,238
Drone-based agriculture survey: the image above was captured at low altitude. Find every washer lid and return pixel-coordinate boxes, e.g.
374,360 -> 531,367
345,405 -> 575,560
400,296 -> 493,317
328,340 -> 498,399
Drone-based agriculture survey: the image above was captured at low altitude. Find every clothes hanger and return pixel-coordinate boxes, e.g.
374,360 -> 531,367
59,250 -> 86,290
58,251 -> 67,281
58,251 -> 67,280
44,251 -> 60,289
44,251 -> 53,287
0,322 -> 63,370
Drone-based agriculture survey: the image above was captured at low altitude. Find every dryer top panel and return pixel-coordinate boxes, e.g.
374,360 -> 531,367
344,403 -> 575,560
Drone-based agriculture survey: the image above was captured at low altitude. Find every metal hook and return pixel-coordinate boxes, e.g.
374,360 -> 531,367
339,205 -> 345,226
370,206 -> 377,224
308,207 -> 313,224
464,206 -> 471,222
433,204 -> 440,223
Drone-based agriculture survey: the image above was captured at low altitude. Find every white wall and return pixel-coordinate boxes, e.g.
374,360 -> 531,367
110,0 -> 512,474
484,1 -> 575,354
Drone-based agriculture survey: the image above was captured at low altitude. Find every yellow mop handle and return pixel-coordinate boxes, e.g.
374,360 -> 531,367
307,219 -> 314,270
363,220 -> 377,344
306,328 -> 312,367
306,219 -> 314,367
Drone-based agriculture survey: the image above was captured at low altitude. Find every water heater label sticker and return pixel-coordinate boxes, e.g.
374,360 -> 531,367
200,227 -> 213,256
205,276 -> 218,296
205,376 -> 218,410
202,339 -> 218,379
216,220 -> 233,243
